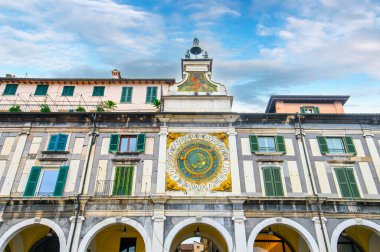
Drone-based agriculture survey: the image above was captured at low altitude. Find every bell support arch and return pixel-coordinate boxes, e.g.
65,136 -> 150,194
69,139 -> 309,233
164,217 -> 234,252
77,217 -> 152,252
247,217 -> 319,252
0,217 -> 67,252
330,218 -> 380,252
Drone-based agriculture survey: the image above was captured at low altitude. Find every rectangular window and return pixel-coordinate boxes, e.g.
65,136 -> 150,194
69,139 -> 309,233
317,136 -> 356,155
3,84 -> 18,95
121,87 -> 133,103
24,166 -> 69,197
92,86 -> 105,96
47,134 -> 68,151
34,84 -> 49,96
300,106 -> 320,114
109,134 -> 145,153
112,167 -> 134,196
62,86 -> 75,96
145,86 -> 157,103
335,168 -> 360,198
119,238 -> 136,252
249,135 -> 286,153
262,166 -> 284,196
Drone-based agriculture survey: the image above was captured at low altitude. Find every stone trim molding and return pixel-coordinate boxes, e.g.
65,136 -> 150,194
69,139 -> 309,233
0,218 -> 67,252
77,217 -> 151,252
330,218 -> 380,252
164,217 -> 234,252
246,217 -> 319,252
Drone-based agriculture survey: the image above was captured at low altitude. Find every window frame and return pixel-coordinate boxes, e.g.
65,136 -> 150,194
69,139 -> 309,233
112,166 -> 135,196
92,86 -> 105,97
120,86 -> 133,103
36,168 -> 60,197
3,84 -> 18,96
300,106 -> 320,114
332,166 -> 362,198
62,86 -> 75,96
249,135 -> 286,154
257,136 -> 276,152
47,133 -> 69,151
260,165 -> 287,197
145,86 -> 158,103
119,135 -> 137,152
317,136 -> 356,155
326,137 -> 346,154
34,84 -> 49,96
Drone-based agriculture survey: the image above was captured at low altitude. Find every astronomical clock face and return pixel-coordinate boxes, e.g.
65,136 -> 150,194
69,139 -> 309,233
166,133 -> 230,192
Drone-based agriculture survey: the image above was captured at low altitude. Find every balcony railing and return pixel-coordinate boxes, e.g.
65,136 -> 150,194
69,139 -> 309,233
95,180 -> 115,196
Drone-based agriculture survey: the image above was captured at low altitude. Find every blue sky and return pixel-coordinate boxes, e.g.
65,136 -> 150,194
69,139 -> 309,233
0,0 -> 380,112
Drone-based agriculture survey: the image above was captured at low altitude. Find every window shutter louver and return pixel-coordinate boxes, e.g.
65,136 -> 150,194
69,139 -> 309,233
300,106 -> 306,113
109,134 -> 120,152
315,107 -> 320,113
317,136 -> 329,154
145,87 -> 151,103
53,166 -> 69,196
3,84 -> 18,95
263,167 -> 275,196
126,87 -> 133,102
24,166 -> 42,197
126,167 -> 134,195
136,134 -> 146,152
56,134 -> 68,151
48,135 -> 58,151
35,85 -> 49,96
275,136 -> 286,153
343,137 -> 356,155
112,167 -> 122,195
346,169 -> 360,198
249,135 -> 259,152
335,168 -> 351,197
272,167 -> 284,196
152,87 -> 158,101
121,87 -> 128,103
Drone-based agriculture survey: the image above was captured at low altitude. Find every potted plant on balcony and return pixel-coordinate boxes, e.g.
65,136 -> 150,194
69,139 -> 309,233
75,106 -> 86,112
152,99 -> 161,111
102,100 -> 117,111
8,105 -> 22,112
40,104 -> 51,112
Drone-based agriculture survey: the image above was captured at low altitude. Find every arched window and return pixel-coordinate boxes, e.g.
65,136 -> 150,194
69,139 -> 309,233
254,232 -> 294,252
29,233 -> 59,252
337,235 -> 363,252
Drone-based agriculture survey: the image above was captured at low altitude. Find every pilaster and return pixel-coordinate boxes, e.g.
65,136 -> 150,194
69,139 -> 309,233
68,216 -> 85,252
363,129 -> 380,183
227,126 -> 241,194
151,196 -> 168,252
230,197 -> 247,252
156,126 -> 169,194
312,217 -> 330,252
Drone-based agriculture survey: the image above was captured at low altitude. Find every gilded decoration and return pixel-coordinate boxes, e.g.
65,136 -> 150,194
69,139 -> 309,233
178,72 -> 218,92
210,133 -> 228,148
167,132 -> 185,149
166,133 -> 231,192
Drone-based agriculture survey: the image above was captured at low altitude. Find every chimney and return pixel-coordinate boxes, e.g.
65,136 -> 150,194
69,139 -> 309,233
5,74 -> 16,78
112,69 -> 121,79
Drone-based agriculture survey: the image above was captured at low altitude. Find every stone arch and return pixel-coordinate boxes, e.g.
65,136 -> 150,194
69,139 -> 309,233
330,218 -> 380,252
247,217 -> 319,252
77,217 -> 151,252
0,218 -> 67,252
164,217 -> 234,252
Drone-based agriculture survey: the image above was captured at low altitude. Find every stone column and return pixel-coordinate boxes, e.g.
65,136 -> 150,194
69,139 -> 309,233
151,196 -> 168,252
1,132 -> 28,195
227,125 -> 242,194
363,129 -> 380,183
312,217 -> 330,252
67,216 -> 85,252
156,125 -> 169,194
230,197 -> 247,252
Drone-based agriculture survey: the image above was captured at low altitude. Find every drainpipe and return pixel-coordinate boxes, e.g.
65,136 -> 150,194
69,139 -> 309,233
68,113 -> 98,252
295,114 -> 330,252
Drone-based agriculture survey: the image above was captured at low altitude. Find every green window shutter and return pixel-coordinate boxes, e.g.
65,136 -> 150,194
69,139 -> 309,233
92,86 -> 105,96
56,134 -> 68,151
113,167 -> 133,196
300,106 -> 306,113
121,87 -> 133,103
24,166 -> 42,197
151,87 -> 158,101
272,167 -> 284,196
112,167 -> 122,195
343,137 -> 356,155
345,169 -> 360,198
34,85 -> 49,96
249,135 -> 259,152
53,166 -> 69,196
126,87 -> 133,102
109,134 -> 120,152
315,107 -> 320,113
136,134 -> 146,152
3,84 -> 18,95
146,87 -> 152,103
317,136 -> 329,154
126,167 -> 134,195
62,86 -> 75,96
275,136 -> 286,153
263,167 -> 275,196
335,168 -> 351,197
47,135 -> 58,151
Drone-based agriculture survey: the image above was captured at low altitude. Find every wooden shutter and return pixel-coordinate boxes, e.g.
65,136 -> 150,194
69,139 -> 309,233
4,84 -> 18,95
62,86 -> 74,96
109,134 -> 120,152
315,107 -> 320,113
145,87 -> 151,103
121,87 -> 127,102
56,134 -> 68,151
317,136 -> 329,154
48,135 -> 58,151
126,87 -> 133,102
53,166 -> 69,196
275,136 -> 286,153
300,106 -> 306,113
343,137 -> 356,155
345,169 -> 360,198
263,167 -> 275,196
335,168 -> 351,197
23,166 -> 42,197
249,135 -> 259,152
152,87 -> 158,101
126,167 -> 134,195
35,85 -> 48,96
272,167 -> 284,196
112,167 -> 122,195
136,134 -> 146,152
